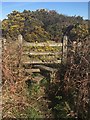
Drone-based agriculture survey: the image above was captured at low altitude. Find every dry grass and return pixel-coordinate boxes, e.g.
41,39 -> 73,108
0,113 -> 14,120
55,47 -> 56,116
63,36 -> 90,118
2,40 -> 30,118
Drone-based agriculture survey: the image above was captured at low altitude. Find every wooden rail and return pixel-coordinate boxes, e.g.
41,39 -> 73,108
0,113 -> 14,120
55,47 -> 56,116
23,52 -> 61,56
23,42 -> 62,47
2,35 -> 68,83
17,35 -> 68,82
25,68 -> 40,73
22,41 -> 63,65
23,60 -> 61,65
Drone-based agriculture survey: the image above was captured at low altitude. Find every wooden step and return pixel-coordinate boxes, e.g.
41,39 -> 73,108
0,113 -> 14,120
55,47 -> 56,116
34,65 -> 58,83
34,65 -> 57,73
25,68 -> 40,73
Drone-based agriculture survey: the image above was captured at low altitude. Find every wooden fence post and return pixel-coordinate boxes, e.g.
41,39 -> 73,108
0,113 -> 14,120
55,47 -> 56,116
18,34 -> 23,46
17,34 -> 23,77
62,35 -> 68,64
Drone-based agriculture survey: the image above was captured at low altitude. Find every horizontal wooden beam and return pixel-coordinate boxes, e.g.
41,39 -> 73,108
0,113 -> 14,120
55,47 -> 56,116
23,60 -> 61,64
23,42 -> 62,47
25,68 -> 40,73
23,52 -> 62,55
34,65 -> 57,73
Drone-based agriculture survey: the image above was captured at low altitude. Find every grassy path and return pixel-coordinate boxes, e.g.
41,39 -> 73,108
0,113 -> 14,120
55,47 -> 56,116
26,73 -> 53,118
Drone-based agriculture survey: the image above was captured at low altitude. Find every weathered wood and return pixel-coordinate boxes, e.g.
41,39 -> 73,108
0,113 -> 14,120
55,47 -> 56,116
62,35 -> 68,63
25,68 -> 40,73
23,42 -> 62,47
34,65 -> 58,82
34,65 -> 57,73
18,34 -> 23,45
23,60 -> 61,65
50,72 -> 56,83
22,41 -> 65,65
18,40 -> 67,82
23,52 -> 61,56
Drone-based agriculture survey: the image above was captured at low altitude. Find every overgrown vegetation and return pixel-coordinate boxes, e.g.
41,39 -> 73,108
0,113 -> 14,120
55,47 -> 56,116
2,9 -> 88,42
2,9 -> 90,119
63,35 -> 90,119
2,40 -> 47,119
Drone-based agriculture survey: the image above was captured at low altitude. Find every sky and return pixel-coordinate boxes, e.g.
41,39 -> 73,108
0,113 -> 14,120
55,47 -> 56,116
1,2 -> 88,20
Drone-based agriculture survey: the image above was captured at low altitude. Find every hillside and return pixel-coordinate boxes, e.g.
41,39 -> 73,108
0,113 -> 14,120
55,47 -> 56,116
2,9 -> 88,42
2,9 -> 90,119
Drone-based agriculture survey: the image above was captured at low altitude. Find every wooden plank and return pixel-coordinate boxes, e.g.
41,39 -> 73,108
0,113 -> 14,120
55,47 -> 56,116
23,42 -> 62,47
23,60 -> 61,65
23,52 -> 61,55
34,65 -> 57,73
62,36 -> 68,63
25,68 -> 40,73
